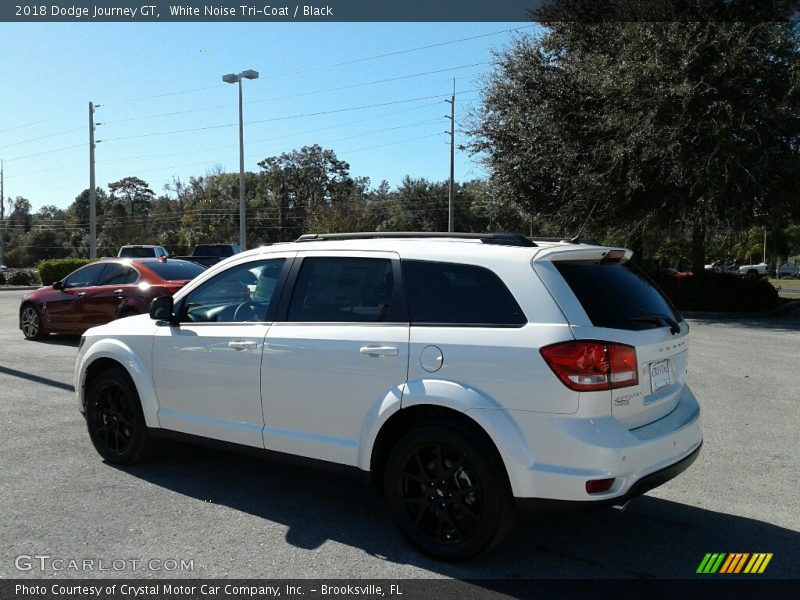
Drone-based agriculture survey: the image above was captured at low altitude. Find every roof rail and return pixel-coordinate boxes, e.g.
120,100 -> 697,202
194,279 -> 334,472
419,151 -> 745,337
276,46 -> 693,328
295,232 -> 537,247
530,236 -> 600,245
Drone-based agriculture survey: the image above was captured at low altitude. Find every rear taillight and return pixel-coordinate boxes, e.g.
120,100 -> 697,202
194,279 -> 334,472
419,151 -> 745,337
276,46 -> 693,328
540,341 -> 638,392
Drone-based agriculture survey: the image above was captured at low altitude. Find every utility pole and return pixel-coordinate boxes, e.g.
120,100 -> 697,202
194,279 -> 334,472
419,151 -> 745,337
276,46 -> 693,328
445,79 -> 455,232
89,102 -> 97,258
1,159 -> 5,268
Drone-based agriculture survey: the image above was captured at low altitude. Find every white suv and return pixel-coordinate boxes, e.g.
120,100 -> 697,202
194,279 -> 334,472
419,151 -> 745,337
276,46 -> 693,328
75,233 -> 702,560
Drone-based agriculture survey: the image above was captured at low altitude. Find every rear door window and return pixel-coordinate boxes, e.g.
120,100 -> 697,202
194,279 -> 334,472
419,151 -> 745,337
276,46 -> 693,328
146,261 -> 205,281
96,263 -> 138,285
287,257 -> 398,322
402,260 -> 526,326
555,262 -> 682,330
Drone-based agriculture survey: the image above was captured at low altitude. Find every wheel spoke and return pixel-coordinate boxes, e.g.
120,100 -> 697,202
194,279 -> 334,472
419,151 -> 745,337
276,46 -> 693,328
441,511 -> 464,540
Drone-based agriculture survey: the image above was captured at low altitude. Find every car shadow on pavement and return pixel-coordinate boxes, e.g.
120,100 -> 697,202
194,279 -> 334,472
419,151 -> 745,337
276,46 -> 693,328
29,334 -> 81,347
115,440 -> 800,580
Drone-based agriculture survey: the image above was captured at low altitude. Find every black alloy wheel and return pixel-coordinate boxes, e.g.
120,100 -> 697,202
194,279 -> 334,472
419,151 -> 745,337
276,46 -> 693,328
384,424 -> 516,561
85,368 -> 155,464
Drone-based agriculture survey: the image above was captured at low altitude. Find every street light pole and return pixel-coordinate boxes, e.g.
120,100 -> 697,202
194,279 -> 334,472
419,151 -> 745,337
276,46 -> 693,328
223,69 -> 259,251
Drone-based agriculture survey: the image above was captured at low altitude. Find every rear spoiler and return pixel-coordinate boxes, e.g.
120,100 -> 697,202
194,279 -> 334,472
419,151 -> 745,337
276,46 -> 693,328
534,246 -> 634,264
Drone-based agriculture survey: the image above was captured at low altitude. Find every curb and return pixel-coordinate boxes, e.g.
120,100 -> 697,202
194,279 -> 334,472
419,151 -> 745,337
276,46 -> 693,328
683,301 -> 800,320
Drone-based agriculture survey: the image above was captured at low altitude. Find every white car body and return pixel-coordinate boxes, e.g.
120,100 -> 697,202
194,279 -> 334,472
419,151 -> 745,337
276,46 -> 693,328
75,235 -> 702,557
738,262 -> 768,276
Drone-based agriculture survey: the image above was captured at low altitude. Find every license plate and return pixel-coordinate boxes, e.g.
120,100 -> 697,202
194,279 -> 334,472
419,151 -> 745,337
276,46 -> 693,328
650,359 -> 671,393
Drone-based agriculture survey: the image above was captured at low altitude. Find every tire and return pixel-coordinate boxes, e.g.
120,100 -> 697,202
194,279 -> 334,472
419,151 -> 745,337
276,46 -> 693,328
20,304 -> 46,340
383,424 -> 516,561
85,368 -> 156,465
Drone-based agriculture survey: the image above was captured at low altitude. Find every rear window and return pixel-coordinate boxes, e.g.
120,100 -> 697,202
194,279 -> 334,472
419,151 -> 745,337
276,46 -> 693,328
403,260 -> 526,326
119,247 -> 156,258
146,261 -> 205,281
555,262 -> 682,330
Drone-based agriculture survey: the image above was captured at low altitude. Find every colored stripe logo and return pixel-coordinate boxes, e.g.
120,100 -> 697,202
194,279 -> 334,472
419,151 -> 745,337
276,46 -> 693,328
697,553 -> 773,574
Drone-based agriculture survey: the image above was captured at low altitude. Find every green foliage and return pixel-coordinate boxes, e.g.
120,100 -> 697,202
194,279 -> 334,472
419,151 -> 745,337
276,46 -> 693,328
654,272 -> 779,312
6,270 -> 37,286
0,271 -> 5,285
471,14 -> 800,272
37,258 -> 94,285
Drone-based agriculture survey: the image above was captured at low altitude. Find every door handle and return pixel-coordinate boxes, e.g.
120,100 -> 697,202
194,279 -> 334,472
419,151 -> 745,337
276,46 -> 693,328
76,292 -> 86,297
228,340 -> 258,351
113,289 -> 124,296
360,345 -> 399,357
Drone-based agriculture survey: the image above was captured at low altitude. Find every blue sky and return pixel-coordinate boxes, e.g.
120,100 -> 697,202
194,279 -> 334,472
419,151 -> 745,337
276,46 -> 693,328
0,23 -> 538,212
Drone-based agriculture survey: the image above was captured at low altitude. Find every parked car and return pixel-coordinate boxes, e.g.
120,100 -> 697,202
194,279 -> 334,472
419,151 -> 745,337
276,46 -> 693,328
75,232 -> 702,560
174,243 -> 242,268
118,245 -> 170,259
738,262 -> 768,277
704,259 -> 738,274
19,257 -> 204,340
777,263 -> 800,279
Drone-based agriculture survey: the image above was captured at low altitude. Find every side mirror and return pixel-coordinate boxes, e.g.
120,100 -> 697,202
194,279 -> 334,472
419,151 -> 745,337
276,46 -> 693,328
52,281 -> 63,290
150,296 -> 177,325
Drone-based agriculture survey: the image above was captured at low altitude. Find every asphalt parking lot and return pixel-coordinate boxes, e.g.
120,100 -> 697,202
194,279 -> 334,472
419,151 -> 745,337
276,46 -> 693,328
1,289 -> 798,581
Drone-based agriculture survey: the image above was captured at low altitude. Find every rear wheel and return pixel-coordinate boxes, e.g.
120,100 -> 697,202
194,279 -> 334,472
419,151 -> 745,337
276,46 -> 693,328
384,424 -> 516,561
21,304 -> 46,340
85,368 -> 155,464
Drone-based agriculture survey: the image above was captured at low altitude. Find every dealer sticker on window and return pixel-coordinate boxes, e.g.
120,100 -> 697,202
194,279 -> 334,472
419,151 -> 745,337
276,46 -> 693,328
650,359 -> 671,393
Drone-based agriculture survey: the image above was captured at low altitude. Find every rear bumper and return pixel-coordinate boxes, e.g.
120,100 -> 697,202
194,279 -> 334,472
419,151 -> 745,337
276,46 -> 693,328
469,383 -> 702,503
515,441 -> 702,516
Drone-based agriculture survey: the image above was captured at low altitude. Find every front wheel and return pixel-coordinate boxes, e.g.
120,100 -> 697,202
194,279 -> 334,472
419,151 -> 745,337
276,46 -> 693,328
85,368 -> 155,464
21,304 -> 46,340
384,424 -> 516,561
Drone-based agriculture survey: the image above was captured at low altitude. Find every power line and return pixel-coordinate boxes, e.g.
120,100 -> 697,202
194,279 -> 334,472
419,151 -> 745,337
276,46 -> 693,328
0,127 -> 85,151
100,62 -> 489,127
100,91 -> 472,144
5,142 -> 86,163
268,25 -> 537,79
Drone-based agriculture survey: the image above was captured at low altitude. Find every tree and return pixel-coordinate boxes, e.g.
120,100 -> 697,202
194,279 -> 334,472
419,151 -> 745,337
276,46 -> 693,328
258,145 -> 355,241
471,11 -> 800,271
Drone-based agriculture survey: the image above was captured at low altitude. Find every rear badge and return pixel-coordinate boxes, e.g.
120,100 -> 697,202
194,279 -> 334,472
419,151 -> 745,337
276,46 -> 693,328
613,391 -> 641,407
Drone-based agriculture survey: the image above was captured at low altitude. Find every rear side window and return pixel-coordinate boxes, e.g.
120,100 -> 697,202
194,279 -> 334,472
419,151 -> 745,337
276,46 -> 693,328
288,257 -> 396,322
555,262 -> 682,330
146,261 -> 205,281
402,260 -> 526,326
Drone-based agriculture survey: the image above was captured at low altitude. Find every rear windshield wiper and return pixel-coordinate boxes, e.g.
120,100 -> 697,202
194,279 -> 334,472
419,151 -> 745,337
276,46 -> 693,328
628,314 -> 680,335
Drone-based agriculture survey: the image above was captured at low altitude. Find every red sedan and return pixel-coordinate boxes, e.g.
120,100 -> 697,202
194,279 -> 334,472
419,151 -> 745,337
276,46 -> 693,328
19,258 -> 205,340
